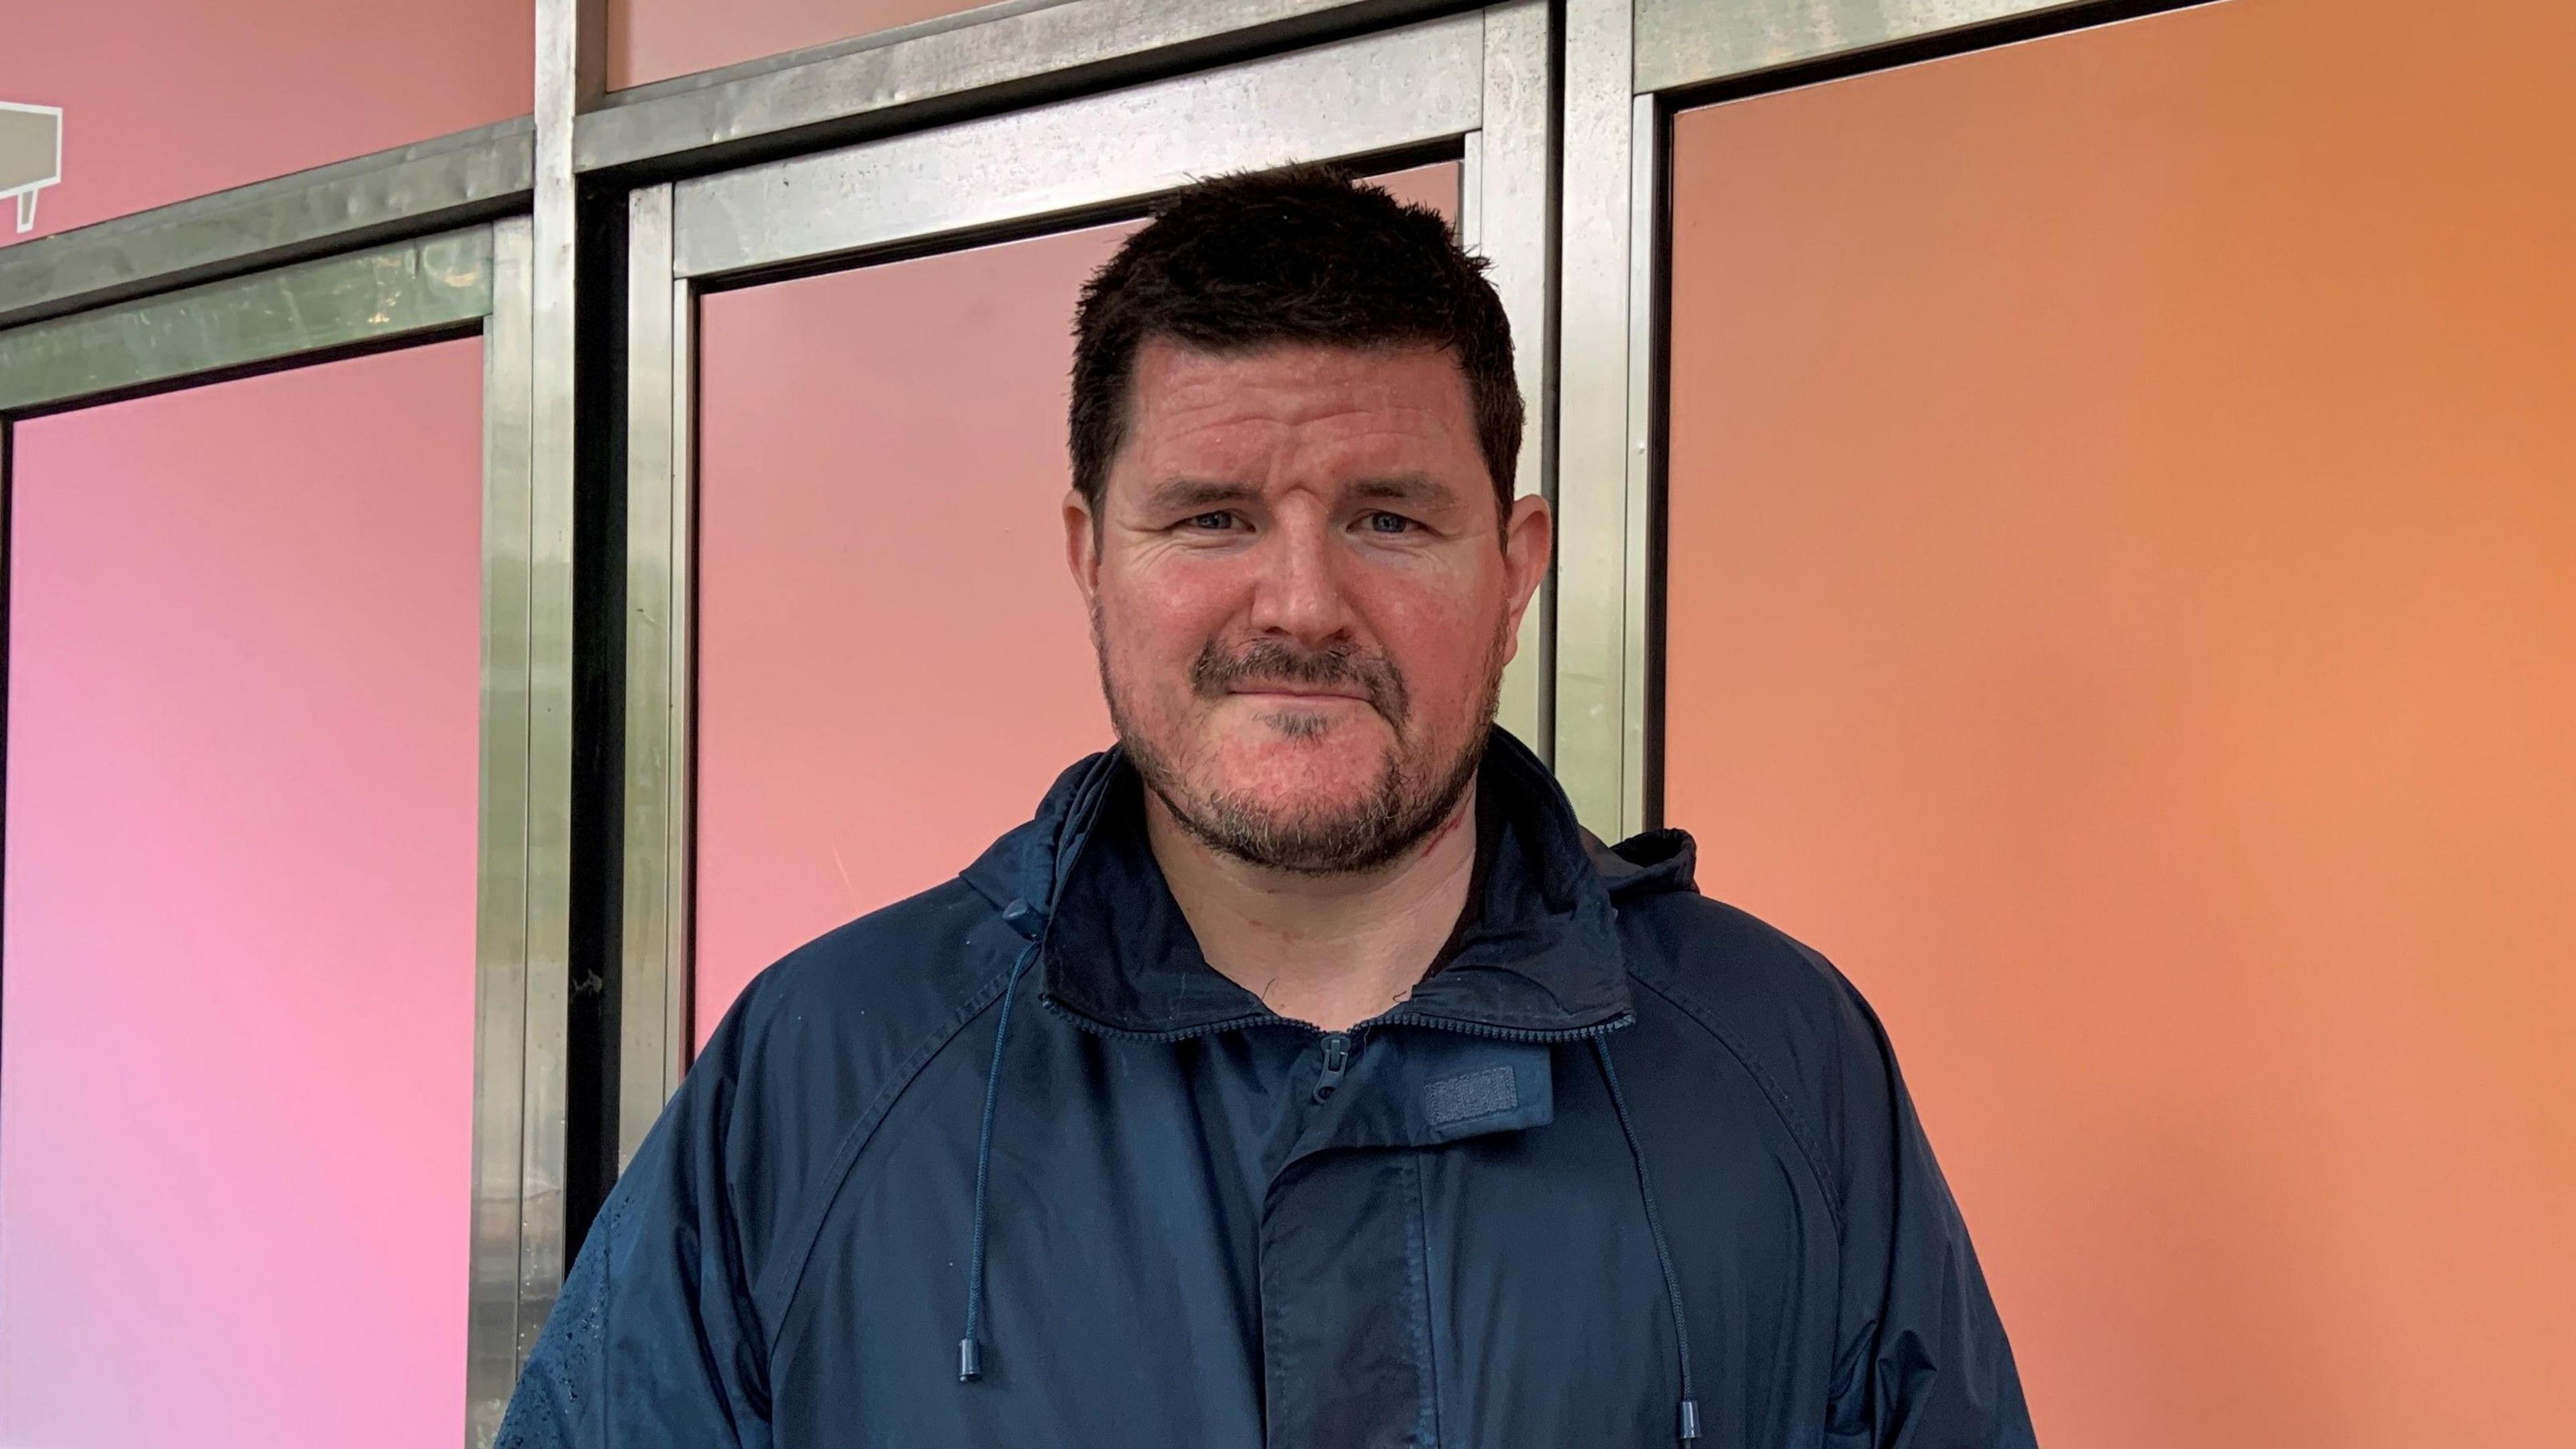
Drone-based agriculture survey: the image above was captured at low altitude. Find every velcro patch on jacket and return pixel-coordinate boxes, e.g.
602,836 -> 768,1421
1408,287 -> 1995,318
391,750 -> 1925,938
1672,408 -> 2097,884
1425,1065 -> 1519,1126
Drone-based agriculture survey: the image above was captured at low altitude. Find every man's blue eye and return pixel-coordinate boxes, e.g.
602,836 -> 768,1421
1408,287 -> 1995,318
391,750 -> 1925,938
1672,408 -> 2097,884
1189,512 -> 1234,530
1366,512 -> 1414,534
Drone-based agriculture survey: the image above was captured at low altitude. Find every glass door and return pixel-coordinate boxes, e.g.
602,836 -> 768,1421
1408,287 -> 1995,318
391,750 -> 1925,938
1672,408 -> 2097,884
0,222 -> 554,1449
615,3 -> 1556,1155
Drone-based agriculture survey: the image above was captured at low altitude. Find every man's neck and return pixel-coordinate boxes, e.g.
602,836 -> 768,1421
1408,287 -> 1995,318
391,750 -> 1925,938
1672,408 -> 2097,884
1143,784 -> 1480,1032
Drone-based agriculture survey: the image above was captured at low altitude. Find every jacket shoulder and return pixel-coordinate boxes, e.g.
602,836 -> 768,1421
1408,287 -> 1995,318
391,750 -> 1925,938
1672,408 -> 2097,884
720,874 -> 1017,1063
667,875 -> 1022,1320
698,875 -> 1022,1191
1615,889 -> 1892,1224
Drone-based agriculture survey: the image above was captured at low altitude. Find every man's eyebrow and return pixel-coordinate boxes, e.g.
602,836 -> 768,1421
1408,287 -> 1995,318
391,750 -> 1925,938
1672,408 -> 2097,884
1347,474 -> 1458,505
1140,478 -> 1259,513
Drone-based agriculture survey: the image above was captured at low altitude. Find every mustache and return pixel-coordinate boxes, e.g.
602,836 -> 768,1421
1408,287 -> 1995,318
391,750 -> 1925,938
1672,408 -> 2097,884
1190,637 -> 1411,726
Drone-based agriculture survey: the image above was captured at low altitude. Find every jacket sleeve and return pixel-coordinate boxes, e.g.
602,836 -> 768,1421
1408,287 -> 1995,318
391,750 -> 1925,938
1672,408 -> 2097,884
1823,974 -> 2039,1448
494,1018 -> 773,1449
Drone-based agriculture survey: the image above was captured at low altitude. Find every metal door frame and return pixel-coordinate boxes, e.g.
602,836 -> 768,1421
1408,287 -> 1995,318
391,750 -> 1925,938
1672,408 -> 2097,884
0,218 -> 568,1449
1552,0 -> 2218,840
614,1 -> 1558,1161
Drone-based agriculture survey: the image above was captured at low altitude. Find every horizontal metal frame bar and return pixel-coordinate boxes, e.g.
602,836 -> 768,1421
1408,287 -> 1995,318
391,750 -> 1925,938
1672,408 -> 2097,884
0,118 -> 533,332
577,0 -> 1472,178
671,9 -> 1486,280
1635,0 -> 2095,93
0,228 -> 498,415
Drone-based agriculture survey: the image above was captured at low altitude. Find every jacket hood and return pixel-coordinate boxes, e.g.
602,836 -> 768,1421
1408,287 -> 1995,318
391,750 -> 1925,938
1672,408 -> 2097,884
959,726 -> 1698,1040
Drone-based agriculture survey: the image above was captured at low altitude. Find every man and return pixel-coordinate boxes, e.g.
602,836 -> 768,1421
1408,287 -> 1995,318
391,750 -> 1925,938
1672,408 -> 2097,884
498,167 -> 2034,1447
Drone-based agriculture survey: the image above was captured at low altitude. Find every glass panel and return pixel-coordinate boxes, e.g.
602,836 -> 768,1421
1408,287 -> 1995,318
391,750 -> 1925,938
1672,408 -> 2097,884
1,341 -> 486,1448
610,0 -> 991,91
1661,1 -> 2575,1444
692,164 -> 1460,1045
0,0 -> 529,245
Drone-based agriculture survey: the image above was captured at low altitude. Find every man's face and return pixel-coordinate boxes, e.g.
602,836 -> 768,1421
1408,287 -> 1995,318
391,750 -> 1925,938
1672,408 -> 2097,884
1066,339 -> 1551,875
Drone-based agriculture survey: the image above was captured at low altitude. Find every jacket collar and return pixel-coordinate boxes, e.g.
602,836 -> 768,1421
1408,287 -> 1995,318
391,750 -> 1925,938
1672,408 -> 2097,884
960,728 -> 1649,1040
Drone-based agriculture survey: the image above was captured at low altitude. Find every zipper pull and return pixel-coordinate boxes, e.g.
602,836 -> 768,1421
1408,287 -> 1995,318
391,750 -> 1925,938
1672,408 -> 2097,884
1311,1032 -> 1352,1103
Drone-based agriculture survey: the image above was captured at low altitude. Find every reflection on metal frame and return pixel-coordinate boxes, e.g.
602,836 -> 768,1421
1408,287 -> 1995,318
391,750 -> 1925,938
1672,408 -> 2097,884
1552,0 -> 1640,837
618,183 -> 692,1170
1464,0 -> 1556,756
617,4 -> 1554,1151
670,11 -> 1487,279
1619,95 -> 1661,840
577,0 -> 1468,176
466,215 -> 556,1449
0,231 -> 496,414
461,0 -> 596,1442
0,118 -> 534,332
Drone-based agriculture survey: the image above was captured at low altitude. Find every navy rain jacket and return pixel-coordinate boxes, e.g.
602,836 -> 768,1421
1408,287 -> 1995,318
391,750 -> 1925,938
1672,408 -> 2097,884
497,729 -> 2035,1446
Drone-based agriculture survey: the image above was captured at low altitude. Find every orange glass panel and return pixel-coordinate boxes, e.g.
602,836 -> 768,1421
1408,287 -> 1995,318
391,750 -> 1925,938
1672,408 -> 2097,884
0,0 -> 527,245
1661,1 -> 2575,1444
692,165 -> 1458,1045
1,342 -> 485,1446
610,0 -> 988,91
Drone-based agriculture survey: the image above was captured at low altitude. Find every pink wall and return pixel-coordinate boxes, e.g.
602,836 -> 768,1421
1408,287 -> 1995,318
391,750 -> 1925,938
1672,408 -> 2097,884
692,166 -> 1458,1045
611,0 -> 981,91
0,0 -> 528,244
1660,0 -> 2576,1442
1,342 -> 487,1448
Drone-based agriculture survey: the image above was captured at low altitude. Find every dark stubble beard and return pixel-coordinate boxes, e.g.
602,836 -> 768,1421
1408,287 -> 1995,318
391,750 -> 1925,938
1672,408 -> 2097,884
1095,608 -> 1508,877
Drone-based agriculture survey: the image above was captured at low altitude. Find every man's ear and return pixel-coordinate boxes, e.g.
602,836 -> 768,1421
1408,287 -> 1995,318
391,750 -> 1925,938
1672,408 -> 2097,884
1064,486 -> 1102,605
1499,494 -> 1554,655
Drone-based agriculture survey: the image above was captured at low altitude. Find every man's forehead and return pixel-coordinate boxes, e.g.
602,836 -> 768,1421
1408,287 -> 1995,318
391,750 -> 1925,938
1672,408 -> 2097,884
1098,338 -> 1489,517
1125,336 -> 1472,417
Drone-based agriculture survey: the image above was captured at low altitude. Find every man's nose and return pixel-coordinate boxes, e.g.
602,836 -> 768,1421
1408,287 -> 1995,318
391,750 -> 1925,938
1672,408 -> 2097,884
1243,513 -> 1352,643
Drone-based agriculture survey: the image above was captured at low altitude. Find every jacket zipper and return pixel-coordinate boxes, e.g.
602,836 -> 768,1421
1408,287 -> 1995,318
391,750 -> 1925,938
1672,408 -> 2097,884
1311,1032 -> 1353,1102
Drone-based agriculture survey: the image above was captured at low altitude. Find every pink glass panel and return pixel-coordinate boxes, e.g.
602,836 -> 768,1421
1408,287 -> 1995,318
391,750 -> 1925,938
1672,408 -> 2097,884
692,166 -> 1458,1046
611,0 -> 981,91
1,341 -> 486,1448
0,0 -> 528,246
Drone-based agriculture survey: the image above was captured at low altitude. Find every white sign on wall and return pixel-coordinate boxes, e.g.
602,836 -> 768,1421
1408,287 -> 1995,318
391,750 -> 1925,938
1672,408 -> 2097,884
2,102 -> 65,233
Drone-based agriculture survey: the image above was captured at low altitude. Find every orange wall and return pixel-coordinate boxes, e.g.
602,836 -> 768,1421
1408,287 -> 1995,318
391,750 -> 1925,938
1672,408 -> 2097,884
1660,0 -> 2575,1442
0,0 -> 528,244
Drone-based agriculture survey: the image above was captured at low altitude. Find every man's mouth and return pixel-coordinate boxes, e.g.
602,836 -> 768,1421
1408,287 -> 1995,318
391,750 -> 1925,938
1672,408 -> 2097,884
1228,684 -> 1372,703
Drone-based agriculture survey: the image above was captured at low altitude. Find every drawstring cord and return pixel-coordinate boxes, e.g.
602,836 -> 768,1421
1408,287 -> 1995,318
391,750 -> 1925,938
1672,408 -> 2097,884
959,900 -> 1046,1382
1593,1036 -> 1702,1442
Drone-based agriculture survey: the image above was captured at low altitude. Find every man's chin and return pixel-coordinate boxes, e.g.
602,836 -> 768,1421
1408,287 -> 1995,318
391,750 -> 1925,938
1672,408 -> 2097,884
1199,731 -> 1391,799
1215,696 -> 1389,745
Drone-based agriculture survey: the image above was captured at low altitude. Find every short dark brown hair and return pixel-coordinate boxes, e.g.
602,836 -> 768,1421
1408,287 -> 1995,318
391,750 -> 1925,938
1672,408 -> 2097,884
1069,164 -> 1522,523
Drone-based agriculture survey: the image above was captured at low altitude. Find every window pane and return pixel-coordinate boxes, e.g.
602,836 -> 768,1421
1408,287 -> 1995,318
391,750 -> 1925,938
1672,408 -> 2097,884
1662,1 -> 2575,1442
1,341 -> 486,1448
